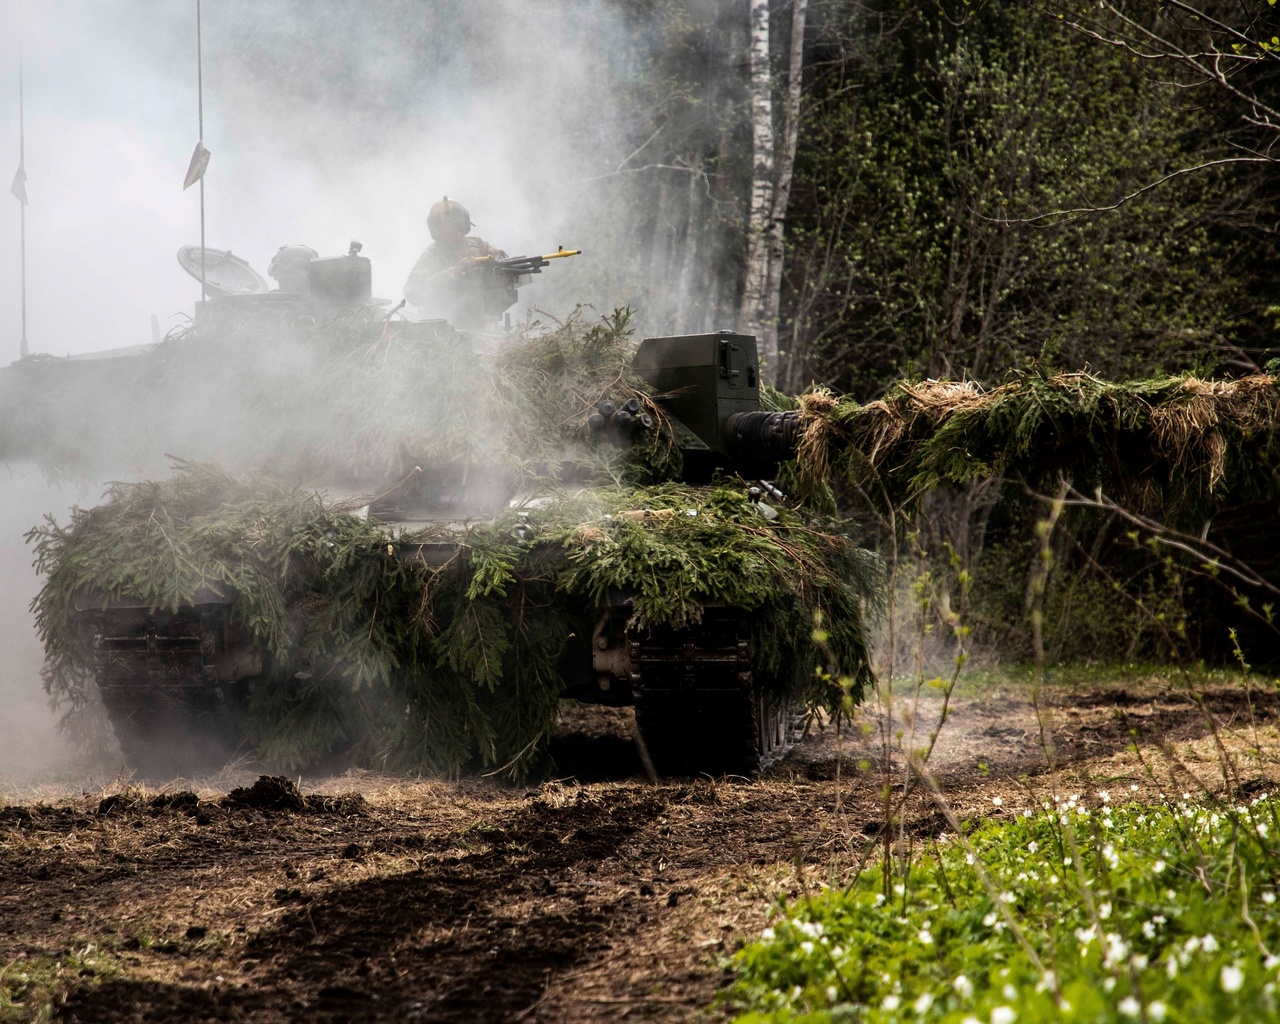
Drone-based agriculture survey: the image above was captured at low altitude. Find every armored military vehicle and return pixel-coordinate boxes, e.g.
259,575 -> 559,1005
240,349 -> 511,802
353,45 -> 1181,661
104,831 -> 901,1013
22,250 -> 876,780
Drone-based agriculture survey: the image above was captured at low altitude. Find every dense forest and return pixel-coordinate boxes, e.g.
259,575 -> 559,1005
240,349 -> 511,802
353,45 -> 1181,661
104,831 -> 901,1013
548,0 -> 1280,665
574,0 -> 1280,393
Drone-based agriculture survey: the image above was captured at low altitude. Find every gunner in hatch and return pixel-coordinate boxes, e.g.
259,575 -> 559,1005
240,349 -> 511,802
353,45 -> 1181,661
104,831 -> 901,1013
403,197 -> 512,328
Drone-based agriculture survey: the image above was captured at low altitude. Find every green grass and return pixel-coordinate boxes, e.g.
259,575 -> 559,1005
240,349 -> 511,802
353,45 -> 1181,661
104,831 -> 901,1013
0,945 -> 121,1022
730,795 -> 1280,1023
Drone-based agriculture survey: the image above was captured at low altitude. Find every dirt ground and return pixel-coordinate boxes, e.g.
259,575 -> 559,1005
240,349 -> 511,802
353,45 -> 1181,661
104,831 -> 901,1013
3,675 -> 1280,1023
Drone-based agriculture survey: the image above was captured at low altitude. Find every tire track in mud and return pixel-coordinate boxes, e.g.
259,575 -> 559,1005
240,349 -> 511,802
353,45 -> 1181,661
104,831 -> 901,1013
56,789 -> 671,1023
14,683 -> 1280,1023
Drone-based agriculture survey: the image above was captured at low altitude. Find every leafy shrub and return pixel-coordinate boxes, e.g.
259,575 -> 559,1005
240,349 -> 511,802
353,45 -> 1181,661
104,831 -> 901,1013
731,795 -> 1280,1023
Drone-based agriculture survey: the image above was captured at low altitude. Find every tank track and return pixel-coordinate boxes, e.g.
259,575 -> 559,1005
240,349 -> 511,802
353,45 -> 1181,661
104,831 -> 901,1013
629,615 -> 803,777
85,606 -> 248,777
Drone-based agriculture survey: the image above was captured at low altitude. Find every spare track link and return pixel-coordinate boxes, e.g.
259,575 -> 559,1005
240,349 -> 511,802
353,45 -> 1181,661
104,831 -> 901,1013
629,622 -> 802,777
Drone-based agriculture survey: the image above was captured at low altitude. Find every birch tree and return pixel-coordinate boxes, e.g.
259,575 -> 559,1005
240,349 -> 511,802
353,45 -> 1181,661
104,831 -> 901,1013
739,0 -> 808,385
739,0 -> 776,372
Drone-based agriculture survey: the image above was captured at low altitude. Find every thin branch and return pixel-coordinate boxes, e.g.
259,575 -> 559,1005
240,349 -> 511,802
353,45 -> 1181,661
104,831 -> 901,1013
987,157 -> 1273,225
1163,0 -> 1280,66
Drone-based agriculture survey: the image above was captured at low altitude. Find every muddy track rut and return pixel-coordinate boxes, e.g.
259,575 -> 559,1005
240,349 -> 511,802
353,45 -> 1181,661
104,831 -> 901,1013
1,680 -> 1276,1023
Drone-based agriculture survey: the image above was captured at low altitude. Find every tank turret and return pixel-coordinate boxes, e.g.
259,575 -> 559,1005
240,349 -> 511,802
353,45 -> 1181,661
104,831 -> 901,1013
634,331 -> 799,479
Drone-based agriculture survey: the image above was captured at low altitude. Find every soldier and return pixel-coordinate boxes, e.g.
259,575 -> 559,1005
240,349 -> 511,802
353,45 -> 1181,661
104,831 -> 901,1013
403,197 -> 512,328
267,244 -> 318,293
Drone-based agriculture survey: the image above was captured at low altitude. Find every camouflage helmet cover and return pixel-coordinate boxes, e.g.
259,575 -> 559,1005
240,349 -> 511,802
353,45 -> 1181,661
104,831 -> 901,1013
267,243 -> 318,280
427,197 -> 472,240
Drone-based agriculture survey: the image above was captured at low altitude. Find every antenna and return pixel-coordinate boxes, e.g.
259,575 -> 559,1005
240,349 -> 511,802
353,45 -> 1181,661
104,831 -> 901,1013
197,0 -> 205,303
13,3 -> 28,358
181,0 -> 211,302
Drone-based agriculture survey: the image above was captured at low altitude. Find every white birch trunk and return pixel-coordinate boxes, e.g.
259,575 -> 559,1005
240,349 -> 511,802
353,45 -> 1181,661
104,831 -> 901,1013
739,0 -> 776,379
767,0 -> 806,390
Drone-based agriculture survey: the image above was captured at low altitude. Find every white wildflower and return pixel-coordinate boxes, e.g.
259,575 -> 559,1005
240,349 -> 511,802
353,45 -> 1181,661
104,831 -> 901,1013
1203,934 -> 1220,953
992,796 -> 1003,807
1049,874 -> 1060,885
1143,920 -> 1157,939
966,853 -> 976,866
1027,840 -> 1039,854
1104,933 -> 1130,967
1117,996 -> 1140,1017
984,912 -> 999,927
873,893 -> 886,905
914,992 -> 934,1013
1152,859 -> 1166,873
894,884 -> 906,896
990,1007 -> 1016,1024
826,986 -> 838,1002
882,994 -> 901,1011
1099,790 -> 1111,803
761,928 -> 775,941
801,941 -> 814,954
953,974 -> 974,999
1266,955 -> 1280,970
1258,822 -> 1270,839
1264,892 -> 1277,905
1221,964 -> 1244,993
1148,1002 -> 1167,1022
1099,902 -> 1112,919
1002,983 -> 1017,1001
918,929 -> 933,945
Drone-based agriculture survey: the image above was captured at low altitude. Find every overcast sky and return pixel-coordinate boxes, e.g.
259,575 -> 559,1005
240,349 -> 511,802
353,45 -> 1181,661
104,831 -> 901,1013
0,0 -> 614,358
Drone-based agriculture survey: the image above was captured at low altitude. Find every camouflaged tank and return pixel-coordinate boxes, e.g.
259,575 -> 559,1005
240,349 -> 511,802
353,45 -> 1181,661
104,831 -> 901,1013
18,251 -> 878,780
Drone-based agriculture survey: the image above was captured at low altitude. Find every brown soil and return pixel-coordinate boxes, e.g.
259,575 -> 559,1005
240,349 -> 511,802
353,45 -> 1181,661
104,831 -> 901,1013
3,676 -> 1280,1023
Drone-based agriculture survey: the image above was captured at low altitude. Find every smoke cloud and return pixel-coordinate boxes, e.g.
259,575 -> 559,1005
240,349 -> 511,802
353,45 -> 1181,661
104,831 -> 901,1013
0,0 -> 750,783
0,0 -> 738,358
0,465 -> 119,786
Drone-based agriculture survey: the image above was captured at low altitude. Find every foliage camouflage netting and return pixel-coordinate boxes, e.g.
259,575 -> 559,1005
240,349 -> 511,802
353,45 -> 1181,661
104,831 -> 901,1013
25,311 -> 880,776
0,307 -> 679,487
793,371 -> 1280,521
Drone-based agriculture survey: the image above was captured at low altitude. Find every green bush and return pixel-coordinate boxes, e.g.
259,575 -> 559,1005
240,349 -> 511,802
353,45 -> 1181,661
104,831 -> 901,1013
731,795 -> 1280,1022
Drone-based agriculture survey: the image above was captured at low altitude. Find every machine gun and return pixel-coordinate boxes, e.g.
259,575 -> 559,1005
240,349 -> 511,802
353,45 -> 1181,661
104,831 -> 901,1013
469,246 -> 582,277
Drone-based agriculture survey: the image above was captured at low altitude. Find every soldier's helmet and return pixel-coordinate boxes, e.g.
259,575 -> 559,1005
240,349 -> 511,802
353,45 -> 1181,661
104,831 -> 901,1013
267,244 -> 318,292
427,197 -> 472,240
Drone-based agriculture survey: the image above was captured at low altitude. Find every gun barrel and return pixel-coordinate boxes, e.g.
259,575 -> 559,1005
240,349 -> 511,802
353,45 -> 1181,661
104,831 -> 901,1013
724,410 -> 801,464
480,247 -> 582,275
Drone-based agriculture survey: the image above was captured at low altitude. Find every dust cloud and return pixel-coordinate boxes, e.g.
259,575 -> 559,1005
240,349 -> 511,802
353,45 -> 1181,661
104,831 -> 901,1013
0,0 -> 731,358
0,465 -> 119,788
0,0 -> 742,783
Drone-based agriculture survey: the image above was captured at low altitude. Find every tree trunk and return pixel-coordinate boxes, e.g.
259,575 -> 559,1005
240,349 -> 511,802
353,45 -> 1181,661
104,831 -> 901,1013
768,0 -> 807,392
739,0 -> 776,378
678,170 -> 704,334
